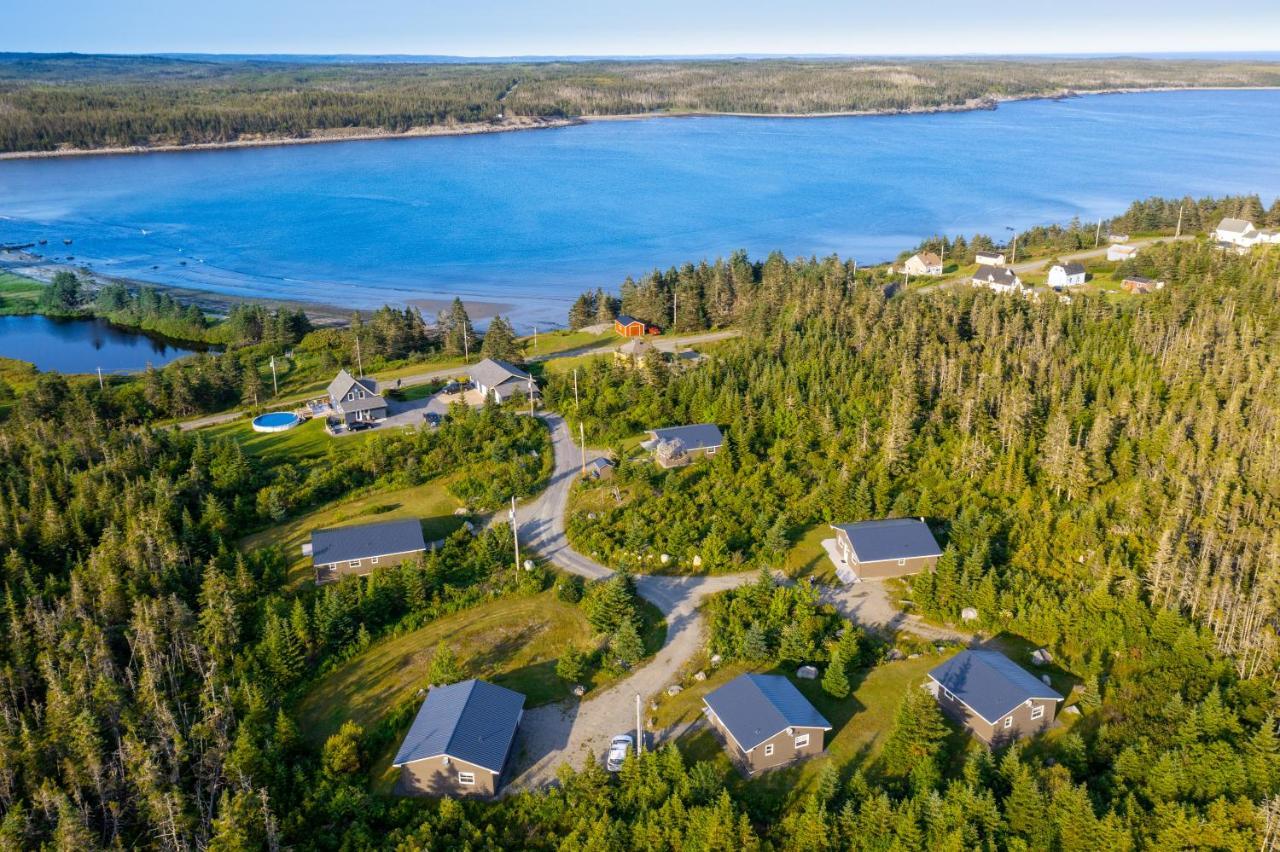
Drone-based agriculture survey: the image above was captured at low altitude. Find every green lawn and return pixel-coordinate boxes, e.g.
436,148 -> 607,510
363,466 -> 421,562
782,524 -> 834,581
0,273 -> 44,315
241,478 -> 465,585
297,591 -> 597,747
199,416 -> 357,465
522,328 -> 613,359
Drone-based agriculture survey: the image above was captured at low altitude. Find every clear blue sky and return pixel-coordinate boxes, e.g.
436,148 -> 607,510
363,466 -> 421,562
10,0 -> 1278,56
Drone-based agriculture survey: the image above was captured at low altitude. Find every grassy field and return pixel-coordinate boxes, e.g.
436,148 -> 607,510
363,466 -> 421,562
241,479 -> 465,585
199,416 -> 359,464
782,524 -> 835,581
295,591 -> 599,749
0,272 -> 44,315
523,328 -> 613,359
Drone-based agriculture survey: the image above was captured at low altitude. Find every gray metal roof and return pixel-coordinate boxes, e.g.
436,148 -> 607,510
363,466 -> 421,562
393,679 -> 525,772
1054,262 -> 1086,276
974,265 -> 1019,285
469,358 -> 532,391
310,518 -> 426,565
703,674 -> 830,751
327,369 -> 384,412
647,423 -> 723,451
1217,218 -> 1256,235
831,518 -> 942,563
615,314 -> 641,326
928,650 -> 1063,724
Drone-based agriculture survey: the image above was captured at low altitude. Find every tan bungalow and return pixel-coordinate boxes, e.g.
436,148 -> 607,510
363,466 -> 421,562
903,251 -> 943,276
703,674 -> 831,775
927,650 -> 1063,745
393,679 -> 525,798
304,517 -> 427,584
827,518 -> 943,583
1121,275 -> 1165,294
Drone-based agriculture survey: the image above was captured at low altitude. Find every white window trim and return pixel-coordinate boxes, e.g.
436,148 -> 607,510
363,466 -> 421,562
1003,716 -> 1013,729
457,771 -> 475,786
1030,705 -> 1045,720
897,558 -> 906,566
764,743 -> 774,756
943,688 -> 954,701
348,560 -> 361,569
794,734 -> 810,749
370,556 -> 380,565
706,446 -> 717,455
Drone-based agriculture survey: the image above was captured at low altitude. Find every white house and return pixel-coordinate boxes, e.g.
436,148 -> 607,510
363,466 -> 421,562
1107,233 -> 1129,244
1047,262 -> 1087,288
1214,218 -> 1260,247
1260,229 -> 1280,245
469,358 -> 539,405
971,265 -> 1024,295
1107,244 -> 1138,262
902,252 -> 943,276
975,250 -> 1006,266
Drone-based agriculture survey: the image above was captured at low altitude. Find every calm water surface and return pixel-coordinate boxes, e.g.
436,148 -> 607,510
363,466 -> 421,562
2,90 -> 1279,328
0,315 -> 201,373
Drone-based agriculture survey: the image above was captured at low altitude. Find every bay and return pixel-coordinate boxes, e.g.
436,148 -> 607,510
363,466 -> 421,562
2,89 -> 1279,329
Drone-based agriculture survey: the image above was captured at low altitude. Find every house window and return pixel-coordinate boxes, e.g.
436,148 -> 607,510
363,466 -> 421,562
347,392 -> 354,401
764,744 -> 774,757
1030,705 -> 1045,720
349,560 -> 361,569
897,558 -> 906,566
943,688 -> 954,701
794,734 -> 810,749
706,446 -> 717,455
370,556 -> 380,565
458,772 -> 475,786
1003,716 -> 1013,729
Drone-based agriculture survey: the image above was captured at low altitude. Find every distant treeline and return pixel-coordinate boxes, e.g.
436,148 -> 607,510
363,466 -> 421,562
3,53 -> 1280,152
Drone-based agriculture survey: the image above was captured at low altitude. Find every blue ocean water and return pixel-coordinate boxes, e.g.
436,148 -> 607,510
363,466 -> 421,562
2,89 -> 1278,329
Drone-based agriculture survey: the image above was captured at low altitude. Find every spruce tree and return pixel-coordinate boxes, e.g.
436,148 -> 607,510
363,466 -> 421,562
822,649 -> 851,698
481,315 -> 521,362
428,641 -> 464,685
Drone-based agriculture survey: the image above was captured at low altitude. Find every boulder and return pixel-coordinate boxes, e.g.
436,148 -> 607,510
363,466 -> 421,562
960,606 -> 979,622
796,665 -> 819,680
666,684 -> 683,697
523,559 -> 535,571
692,555 -> 703,568
453,507 -> 469,516
1031,648 -> 1053,665
709,654 -> 722,667
887,648 -> 906,661
1040,674 -> 1053,686
660,553 -> 671,565
694,671 -> 707,682
908,653 -> 921,660
1064,705 -> 1082,716
572,684 -> 586,697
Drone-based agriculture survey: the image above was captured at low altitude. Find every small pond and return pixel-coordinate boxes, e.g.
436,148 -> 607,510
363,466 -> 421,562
0,314 -> 204,374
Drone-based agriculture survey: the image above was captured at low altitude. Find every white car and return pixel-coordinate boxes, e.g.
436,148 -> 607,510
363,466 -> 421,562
605,734 -> 634,772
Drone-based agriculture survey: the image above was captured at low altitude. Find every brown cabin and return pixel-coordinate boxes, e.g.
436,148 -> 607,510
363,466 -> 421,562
927,650 -> 1063,746
703,674 -> 831,775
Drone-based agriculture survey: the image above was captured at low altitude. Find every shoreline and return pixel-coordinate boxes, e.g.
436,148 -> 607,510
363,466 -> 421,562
3,85 -> 1277,160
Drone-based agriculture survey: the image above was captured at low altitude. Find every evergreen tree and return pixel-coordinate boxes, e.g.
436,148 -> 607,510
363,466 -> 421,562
428,641 -> 465,685
481,315 -> 521,362
822,650 -> 851,698
611,619 -> 645,665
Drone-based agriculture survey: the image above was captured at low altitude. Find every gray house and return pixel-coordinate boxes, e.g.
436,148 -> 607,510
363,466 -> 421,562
305,517 -> 427,584
393,679 -> 525,797
470,358 -> 539,405
828,518 -> 942,583
927,650 -> 1063,745
327,369 -> 387,425
703,673 -> 831,775
641,423 -> 724,468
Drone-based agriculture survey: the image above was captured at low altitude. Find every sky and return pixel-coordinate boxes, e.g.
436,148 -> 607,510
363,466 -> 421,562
6,0 -> 1279,57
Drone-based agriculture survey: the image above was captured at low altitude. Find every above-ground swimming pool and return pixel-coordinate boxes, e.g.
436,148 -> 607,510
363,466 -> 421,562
252,411 -> 302,433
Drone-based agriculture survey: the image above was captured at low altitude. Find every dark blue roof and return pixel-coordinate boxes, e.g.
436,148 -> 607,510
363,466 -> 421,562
831,518 -> 942,563
648,423 -> 724,451
703,674 -> 830,751
392,679 -> 525,772
310,518 -> 426,565
615,314 -> 641,325
929,650 -> 1063,723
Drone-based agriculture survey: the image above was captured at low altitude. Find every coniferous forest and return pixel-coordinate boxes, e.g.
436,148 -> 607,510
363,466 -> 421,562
1,210 -> 1279,847
3,53 -> 1280,153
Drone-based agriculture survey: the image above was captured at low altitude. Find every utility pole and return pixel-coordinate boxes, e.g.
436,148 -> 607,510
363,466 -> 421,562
1175,203 -> 1184,238
510,496 -> 520,573
672,290 -> 677,331
533,324 -> 537,353
636,693 -> 643,755
355,334 -> 364,378
572,368 -> 579,409
1094,220 -> 1102,248
96,367 -> 104,390
462,327 -> 469,362
528,375 -> 535,416
580,421 -> 587,476
269,355 -> 278,396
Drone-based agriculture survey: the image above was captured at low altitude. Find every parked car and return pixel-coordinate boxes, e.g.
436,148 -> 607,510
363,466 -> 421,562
605,734 -> 633,772
348,420 -> 377,432
423,412 -> 441,426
